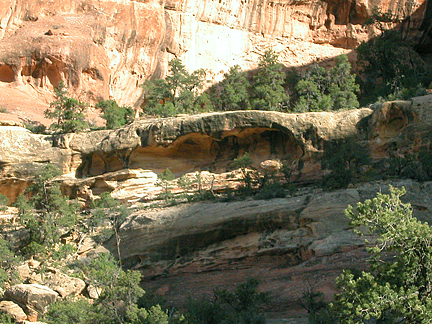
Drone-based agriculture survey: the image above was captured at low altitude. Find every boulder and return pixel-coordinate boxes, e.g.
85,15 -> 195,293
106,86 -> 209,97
0,300 -> 27,322
43,270 -> 86,297
86,285 -> 102,299
3,284 -> 58,320
16,264 -> 32,281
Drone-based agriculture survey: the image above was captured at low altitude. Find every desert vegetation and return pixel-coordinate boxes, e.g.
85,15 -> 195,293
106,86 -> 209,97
305,187 -> 432,323
2,5 -> 432,324
142,51 -> 361,116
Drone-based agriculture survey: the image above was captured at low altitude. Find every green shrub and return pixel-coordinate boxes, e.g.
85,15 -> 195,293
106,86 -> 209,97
45,298 -> 93,324
52,243 -> 76,260
157,169 -> 176,202
356,11 -> 432,105
13,164 -> 80,256
320,138 -> 370,189
254,183 -> 286,200
91,192 -> 130,262
212,65 -> 251,111
250,50 -> 287,111
0,193 -> 8,211
182,278 -> 268,324
45,81 -> 88,133
23,120 -> 47,134
46,253 -> 169,324
141,59 -> 212,117
96,99 -> 134,129
0,313 -> 15,324
293,55 -> 359,112
0,238 -> 20,289
299,284 -> 328,323
230,153 -> 259,194
325,187 -> 432,322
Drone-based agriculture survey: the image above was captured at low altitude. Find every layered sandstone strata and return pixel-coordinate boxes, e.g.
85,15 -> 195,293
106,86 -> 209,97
1,95 -> 432,204
0,0 -> 429,114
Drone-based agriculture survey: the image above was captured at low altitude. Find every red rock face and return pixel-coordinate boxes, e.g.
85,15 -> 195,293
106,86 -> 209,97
0,0 -> 165,110
0,0 -> 430,120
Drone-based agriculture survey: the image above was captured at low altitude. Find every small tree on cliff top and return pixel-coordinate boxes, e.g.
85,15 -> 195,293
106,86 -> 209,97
294,55 -> 359,112
217,65 -> 251,111
96,99 -> 134,129
45,81 -> 88,133
250,50 -> 287,111
141,59 -> 212,117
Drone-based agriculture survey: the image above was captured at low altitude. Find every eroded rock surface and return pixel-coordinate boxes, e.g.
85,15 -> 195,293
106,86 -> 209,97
2,96 -> 432,204
0,0 -> 430,118
115,180 -> 432,317
4,284 -> 58,321
1,98 -> 432,320
0,300 -> 27,322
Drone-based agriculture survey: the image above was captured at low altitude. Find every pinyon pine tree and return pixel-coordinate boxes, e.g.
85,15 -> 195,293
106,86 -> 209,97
294,55 -> 359,112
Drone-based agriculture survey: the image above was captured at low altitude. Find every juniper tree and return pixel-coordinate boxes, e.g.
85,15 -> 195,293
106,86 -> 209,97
14,164 -> 79,255
142,59 -> 212,117
294,55 -> 359,112
45,81 -> 88,133
327,187 -> 432,323
96,99 -> 134,129
218,65 -> 251,111
250,50 -> 288,111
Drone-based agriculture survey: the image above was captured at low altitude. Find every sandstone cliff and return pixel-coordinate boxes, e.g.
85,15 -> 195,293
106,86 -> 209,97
0,0 -> 430,121
1,95 -> 432,204
1,97 -> 432,321
113,179 -> 432,318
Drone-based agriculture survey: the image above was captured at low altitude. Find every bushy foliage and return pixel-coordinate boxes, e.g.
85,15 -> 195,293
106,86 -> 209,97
142,59 -> 212,117
321,138 -> 370,189
383,149 -> 432,182
0,313 -> 15,324
299,284 -> 329,323
96,99 -> 135,129
0,193 -> 8,211
45,81 -> 88,133
46,253 -> 168,324
322,187 -> 432,323
293,55 -> 359,112
356,9 -> 432,104
182,278 -> 268,324
0,238 -> 20,289
14,164 -> 80,256
45,298 -> 94,324
230,153 -> 259,194
250,50 -> 288,111
92,192 -> 130,263
23,120 -> 47,134
156,169 -> 176,202
211,65 -> 251,111
254,182 -> 286,200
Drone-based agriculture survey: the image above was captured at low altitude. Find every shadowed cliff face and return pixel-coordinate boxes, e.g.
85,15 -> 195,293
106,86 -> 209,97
0,0 -> 430,113
109,180 -> 432,318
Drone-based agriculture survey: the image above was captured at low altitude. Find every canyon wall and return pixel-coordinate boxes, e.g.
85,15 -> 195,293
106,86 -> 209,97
1,95 -> 432,320
1,95 -> 432,204
0,0 -> 430,115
